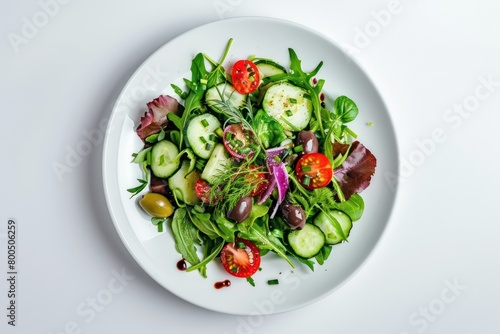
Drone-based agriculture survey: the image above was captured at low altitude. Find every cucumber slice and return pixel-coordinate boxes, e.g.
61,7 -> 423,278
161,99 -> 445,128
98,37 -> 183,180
167,161 -> 201,206
150,140 -> 180,178
287,223 -> 325,258
255,60 -> 286,78
262,82 -> 312,131
205,82 -> 246,113
201,143 -> 232,184
186,114 -> 221,159
313,210 -> 352,245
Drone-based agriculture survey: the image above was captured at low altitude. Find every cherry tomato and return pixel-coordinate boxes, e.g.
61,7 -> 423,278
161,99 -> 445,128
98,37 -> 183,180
231,59 -> 260,94
220,238 -> 261,278
223,124 -> 258,159
295,153 -> 333,190
195,178 -> 216,204
246,166 -> 268,197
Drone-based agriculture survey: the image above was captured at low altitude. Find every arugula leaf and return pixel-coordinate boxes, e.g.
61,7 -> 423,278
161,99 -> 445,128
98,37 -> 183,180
287,48 -> 325,135
169,53 -> 208,149
132,147 -> 152,164
292,254 -> 315,271
186,238 -> 224,274
252,109 -> 287,148
126,161 -> 149,198
213,208 -> 238,242
238,217 -> 295,268
315,245 -> 333,265
188,209 -> 224,240
170,208 -> 204,276
240,202 -> 269,227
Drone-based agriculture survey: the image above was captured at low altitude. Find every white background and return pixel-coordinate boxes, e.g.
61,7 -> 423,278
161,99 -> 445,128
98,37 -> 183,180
1,0 -> 499,333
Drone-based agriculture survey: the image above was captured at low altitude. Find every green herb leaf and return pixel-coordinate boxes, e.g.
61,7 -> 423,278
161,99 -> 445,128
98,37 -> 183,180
171,208 -> 204,276
252,109 -> 287,148
132,147 -> 152,164
334,96 -> 359,123
188,209 -> 224,240
238,217 -> 295,268
315,245 -> 333,265
186,238 -> 225,273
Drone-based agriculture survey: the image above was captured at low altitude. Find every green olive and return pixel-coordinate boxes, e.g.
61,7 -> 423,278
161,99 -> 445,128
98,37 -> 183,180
139,193 -> 174,218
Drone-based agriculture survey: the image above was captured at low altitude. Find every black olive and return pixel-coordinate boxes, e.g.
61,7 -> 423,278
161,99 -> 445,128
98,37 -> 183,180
296,130 -> 319,154
281,202 -> 306,229
227,197 -> 252,223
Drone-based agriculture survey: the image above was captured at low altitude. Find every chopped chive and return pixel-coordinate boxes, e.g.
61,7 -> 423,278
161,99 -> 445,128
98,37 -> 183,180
285,109 -> 293,116
201,119 -> 209,128
200,78 -> 208,85
208,134 -> 216,141
199,136 -> 207,143
215,127 -> 224,137
303,93 -> 311,100
195,158 -> 207,170
267,279 -> 279,285
273,155 -> 281,162
237,241 -> 246,249
301,165 -> 312,172
231,267 -> 238,273
205,142 -> 213,151
288,98 -> 297,103
157,223 -> 164,233
225,132 -> 234,141
302,175 -> 311,186
294,145 -> 303,153
246,276 -> 255,287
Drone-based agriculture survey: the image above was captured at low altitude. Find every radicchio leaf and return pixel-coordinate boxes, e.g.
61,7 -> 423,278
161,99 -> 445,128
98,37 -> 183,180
150,174 -> 169,197
136,95 -> 183,142
333,141 -> 376,200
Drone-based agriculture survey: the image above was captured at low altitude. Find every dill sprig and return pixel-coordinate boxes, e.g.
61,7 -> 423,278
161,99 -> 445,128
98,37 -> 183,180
208,157 -> 267,211
207,92 -> 266,152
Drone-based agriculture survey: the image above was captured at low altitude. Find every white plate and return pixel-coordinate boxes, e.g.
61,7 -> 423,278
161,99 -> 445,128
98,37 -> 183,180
102,17 -> 399,315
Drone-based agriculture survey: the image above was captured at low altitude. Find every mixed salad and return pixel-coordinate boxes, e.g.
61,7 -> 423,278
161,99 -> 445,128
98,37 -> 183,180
128,39 -> 377,283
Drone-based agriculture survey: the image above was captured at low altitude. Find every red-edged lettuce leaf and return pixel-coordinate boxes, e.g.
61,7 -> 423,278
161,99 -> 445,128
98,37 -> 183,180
333,141 -> 376,200
150,174 -> 169,196
332,141 -> 350,157
136,95 -> 183,142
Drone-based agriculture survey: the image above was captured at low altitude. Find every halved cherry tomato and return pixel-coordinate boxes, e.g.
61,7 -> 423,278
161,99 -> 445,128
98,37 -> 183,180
246,166 -> 269,197
195,178 -> 217,204
220,238 -> 261,278
295,153 -> 333,190
231,59 -> 260,94
223,124 -> 258,159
